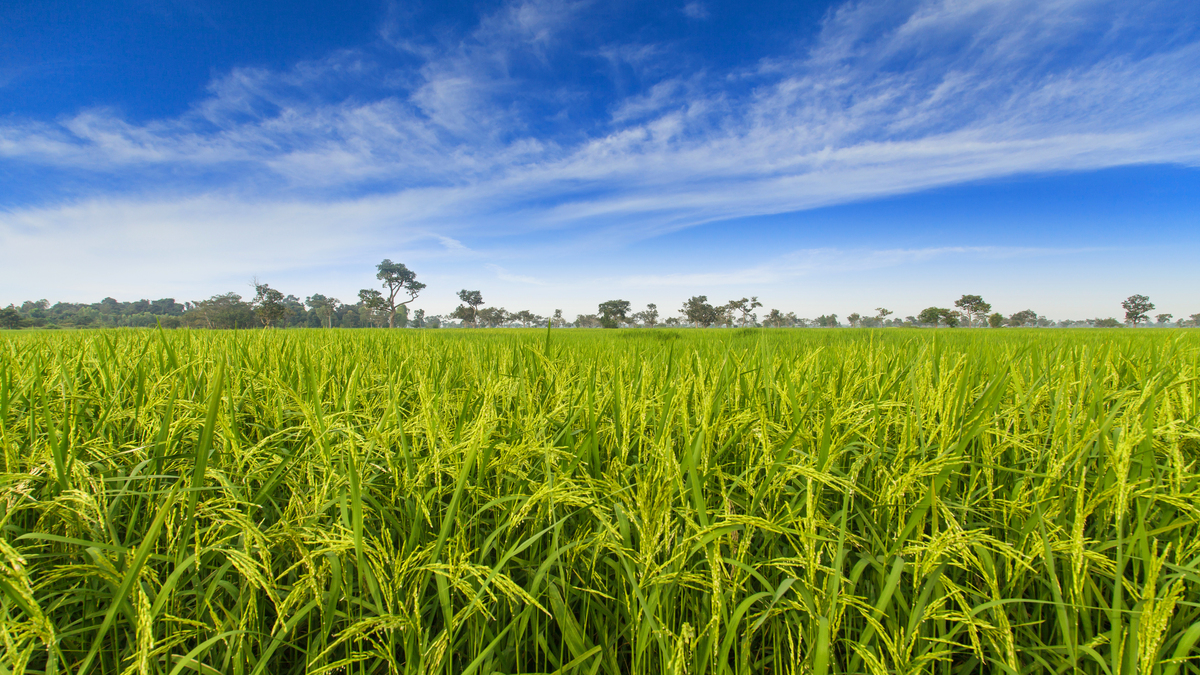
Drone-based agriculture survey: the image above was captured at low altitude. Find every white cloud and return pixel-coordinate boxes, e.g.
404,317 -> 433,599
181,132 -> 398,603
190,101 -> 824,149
682,2 -> 710,20
486,263 -> 547,285
613,245 -> 1096,288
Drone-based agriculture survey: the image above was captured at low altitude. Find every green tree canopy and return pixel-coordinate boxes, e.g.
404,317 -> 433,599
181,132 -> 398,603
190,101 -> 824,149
598,300 -> 631,328
954,294 -> 992,327
252,282 -> 288,328
372,260 -> 426,328
681,296 -> 718,327
1122,294 -> 1154,325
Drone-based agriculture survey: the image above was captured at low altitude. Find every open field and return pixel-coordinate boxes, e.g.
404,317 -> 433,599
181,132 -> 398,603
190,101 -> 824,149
2,328 -> 1199,675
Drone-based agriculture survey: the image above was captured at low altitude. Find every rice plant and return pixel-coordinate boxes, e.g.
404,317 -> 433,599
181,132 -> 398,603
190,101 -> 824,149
1,327 -> 1198,674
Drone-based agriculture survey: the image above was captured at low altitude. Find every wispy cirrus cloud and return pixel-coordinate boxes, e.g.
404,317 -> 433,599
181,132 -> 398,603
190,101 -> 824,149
1,0 -> 1198,302
613,245 -> 1101,289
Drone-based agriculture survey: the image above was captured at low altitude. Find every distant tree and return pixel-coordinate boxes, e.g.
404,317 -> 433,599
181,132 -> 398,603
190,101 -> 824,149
1186,313 -> 1200,327
1121,294 -> 1154,326
358,289 -> 388,327
664,316 -> 682,327
763,309 -> 786,328
576,313 -> 603,328
450,305 -> 473,327
21,299 -> 50,318
876,307 -> 893,322
279,295 -> 306,327
514,310 -> 536,327
987,312 -> 1004,328
681,296 -> 719,327
724,297 -> 762,327
598,300 -> 631,328
252,282 -> 288,328
369,260 -> 426,329
1155,313 -> 1173,326
717,303 -> 736,328
551,309 -> 565,328
455,290 -> 484,327
305,294 -> 340,329
1008,309 -> 1038,327
0,306 -> 21,329
411,308 -> 426,328
918,308 -> 960,327
633,303 -> 659,327
150,298 -> 184,316
186,293 -> 256,329
1095,317 -> 1122,328
478,307 -> 509,327
847,312 -> 862,327
953,295 -> 992,327
816,314 -> 839,328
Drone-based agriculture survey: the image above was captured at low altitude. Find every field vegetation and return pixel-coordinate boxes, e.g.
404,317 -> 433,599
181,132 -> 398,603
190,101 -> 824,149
1,328 -> 1199,674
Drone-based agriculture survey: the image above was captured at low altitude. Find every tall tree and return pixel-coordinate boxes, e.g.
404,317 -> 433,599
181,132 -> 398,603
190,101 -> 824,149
847,312 -> 862,327
953,295 -> 992,327
252,282 -> 288,328
598,300 -> 631,328
370,260 -> 426,329
1122,294 -> 1154,325
552,309 -> 565,328
455,290 -> 484,327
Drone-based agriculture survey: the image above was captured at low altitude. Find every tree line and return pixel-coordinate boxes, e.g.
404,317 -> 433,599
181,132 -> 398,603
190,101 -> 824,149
2,261 -> 1196,330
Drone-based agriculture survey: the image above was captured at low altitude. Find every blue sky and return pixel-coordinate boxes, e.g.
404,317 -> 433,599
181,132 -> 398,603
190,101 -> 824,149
2,0 -> 1199,320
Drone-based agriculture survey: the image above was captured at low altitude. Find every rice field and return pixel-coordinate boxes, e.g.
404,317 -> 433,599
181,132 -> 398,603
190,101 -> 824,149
1,327 -> 1199,675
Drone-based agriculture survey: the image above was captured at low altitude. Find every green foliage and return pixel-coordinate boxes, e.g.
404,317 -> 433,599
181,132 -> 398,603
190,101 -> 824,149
455,290 -> 484,328
681,295 -> 719,327
2,329 -> 1199,674
598,300 -> 631,328
0,305 -> 21,329
954,294 -> 992,327
1124,294 -> 1156,326
374,260 -> 426,328
252,282 -> 288,328
1008,309 -> 1040,327
305,294 -> 340,329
